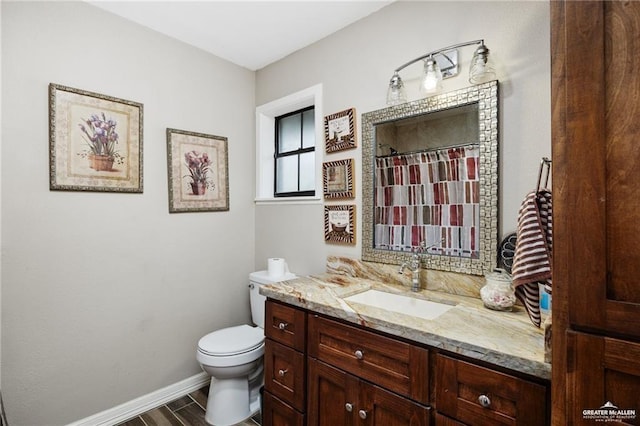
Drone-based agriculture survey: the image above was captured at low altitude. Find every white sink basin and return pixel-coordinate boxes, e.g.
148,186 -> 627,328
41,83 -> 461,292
343,289 -> 454,321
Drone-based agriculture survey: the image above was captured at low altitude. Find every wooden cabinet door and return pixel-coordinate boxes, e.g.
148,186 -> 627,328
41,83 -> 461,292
308,358 -> 431,426
552,2 -> 640,422
263,391 -> 305,426
553,0 -> 640,339
566,331 -> 640,426
361,382 -> 431,426
307,358 -> 358,426
264,339 -> 306,411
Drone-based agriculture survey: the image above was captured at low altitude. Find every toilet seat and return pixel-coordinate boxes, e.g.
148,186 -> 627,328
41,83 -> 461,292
197,324 -> 265,368
198,324 -> 264,356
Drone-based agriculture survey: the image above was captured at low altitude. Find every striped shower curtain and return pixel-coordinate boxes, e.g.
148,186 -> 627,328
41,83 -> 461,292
374,145 -> 480,257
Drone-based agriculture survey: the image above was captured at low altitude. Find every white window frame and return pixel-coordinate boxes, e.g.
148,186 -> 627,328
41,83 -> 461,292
255,84 -> 323,204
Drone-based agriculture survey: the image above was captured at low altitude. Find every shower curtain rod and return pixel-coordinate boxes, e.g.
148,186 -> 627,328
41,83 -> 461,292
376,142 -> 479,158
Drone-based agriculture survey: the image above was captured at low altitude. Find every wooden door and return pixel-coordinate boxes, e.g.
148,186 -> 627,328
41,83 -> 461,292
553,0 -> 640,340
552,1 -> 640,423
307,358 -> 358,426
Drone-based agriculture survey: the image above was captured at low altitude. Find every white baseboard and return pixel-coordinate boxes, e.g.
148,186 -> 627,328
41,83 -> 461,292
67,372 -> 210,426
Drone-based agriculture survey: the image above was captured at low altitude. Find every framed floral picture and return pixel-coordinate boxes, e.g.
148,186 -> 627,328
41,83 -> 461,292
324,205 -> 356,245
49,83 -> 143,192
323,158 -> 354,199
166,128 -> 229,213
324,107 -> 357,153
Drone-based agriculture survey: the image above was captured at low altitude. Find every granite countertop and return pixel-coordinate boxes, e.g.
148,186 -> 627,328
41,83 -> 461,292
260,273 -> 551,380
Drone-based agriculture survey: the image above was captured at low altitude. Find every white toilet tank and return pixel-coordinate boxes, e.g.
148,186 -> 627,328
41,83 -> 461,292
249,270 -> 296,328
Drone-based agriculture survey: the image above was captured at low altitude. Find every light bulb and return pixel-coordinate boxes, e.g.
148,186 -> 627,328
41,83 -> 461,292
420,58 -> 442,95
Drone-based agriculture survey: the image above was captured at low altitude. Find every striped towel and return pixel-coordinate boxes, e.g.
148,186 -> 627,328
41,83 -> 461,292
512,190 -> 552,327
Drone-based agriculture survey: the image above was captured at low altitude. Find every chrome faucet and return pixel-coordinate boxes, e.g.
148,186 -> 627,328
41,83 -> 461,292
398,240 -> 444,292
398,247 -> 422,292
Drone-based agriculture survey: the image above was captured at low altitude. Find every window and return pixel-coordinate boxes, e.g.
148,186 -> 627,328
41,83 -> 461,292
274,107 -> 315,197
255,84 -> 322,204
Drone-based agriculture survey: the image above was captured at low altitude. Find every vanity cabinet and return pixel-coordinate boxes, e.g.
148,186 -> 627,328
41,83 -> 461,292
263,300 -> 307,426
435,354 -> 547,425
263,299 -> 549,426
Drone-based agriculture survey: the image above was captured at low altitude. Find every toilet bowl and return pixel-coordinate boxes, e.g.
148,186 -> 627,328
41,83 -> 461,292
197,270 -> 295,426
197,324 -> 265,425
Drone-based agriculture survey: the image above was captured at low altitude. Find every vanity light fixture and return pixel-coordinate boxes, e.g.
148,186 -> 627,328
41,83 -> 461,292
386,39 -> 496,105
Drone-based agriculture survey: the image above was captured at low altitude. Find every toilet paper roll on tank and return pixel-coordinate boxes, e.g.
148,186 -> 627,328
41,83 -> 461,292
267,257 -> 289,278
250,258 -> 296,287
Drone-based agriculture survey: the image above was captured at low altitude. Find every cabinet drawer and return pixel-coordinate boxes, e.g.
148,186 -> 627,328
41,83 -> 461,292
436,354 -> 548,426
308,314 -> 429,404
262,391 -> 305,426
264,339 -> 305,411
265,300 -> 306,351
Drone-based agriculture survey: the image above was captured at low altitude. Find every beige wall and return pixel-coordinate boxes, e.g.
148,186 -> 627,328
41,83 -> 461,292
1,2 -> 256,424
255,1 -> 551,276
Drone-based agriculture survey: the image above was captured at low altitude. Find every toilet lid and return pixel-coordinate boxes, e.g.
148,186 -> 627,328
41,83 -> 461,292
198,324 -> 264,356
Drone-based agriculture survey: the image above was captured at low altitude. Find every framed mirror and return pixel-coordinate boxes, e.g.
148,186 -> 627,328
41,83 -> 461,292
361,81 -> 498,276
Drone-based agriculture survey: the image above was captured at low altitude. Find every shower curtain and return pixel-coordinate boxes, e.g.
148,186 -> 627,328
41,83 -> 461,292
374,145 -> 480,256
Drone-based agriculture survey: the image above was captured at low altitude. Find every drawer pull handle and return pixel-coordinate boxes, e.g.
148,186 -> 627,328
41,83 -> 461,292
278,322 -> 288,330
354,350 -> 364,360
358,410 -> 368,420
345,403 -> 353,412
478,394 -> 491,408
278,369 -> 288,377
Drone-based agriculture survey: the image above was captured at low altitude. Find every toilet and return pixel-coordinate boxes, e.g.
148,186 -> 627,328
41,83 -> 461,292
197,270 -> 295,426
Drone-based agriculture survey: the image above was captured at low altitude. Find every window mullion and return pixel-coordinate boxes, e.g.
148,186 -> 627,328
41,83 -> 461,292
274,106 -> 315,198
298,116 -> 303,192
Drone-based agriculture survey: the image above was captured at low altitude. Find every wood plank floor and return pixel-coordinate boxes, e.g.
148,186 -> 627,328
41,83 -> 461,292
116,385 -> 260,426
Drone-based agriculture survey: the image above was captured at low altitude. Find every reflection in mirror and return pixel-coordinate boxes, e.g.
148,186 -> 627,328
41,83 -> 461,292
361,81 -> 498,276
374,104 -> 480,256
